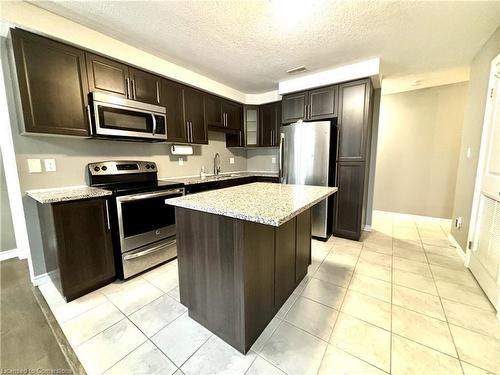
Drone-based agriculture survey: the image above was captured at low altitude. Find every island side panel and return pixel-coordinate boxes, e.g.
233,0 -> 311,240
241,220 -> 276,351
175,207 -> 245,351
275,218 -> 298,308
295,209 -> 312,283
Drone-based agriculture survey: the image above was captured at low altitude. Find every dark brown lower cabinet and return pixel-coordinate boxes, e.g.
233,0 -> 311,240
176,207 -> 311,353
38,198 -> 115,301
333,162 -> 365,240
295,210 -> 311,282
275,219 -> 297,308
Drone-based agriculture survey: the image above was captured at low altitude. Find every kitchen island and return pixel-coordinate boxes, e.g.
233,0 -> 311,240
166,182 -> 337,353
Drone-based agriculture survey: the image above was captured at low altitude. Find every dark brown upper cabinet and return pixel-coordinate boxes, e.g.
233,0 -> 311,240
160,81 -> 207,144
86,53 -> 128,98
259,101 -> 281,147
282,92 -> 307,124
309,86 -> 338,120
39,198 -> 116,301
129,68 -> 161,104
204,94 -> 224,127
161,79 -> 187,143
204,95 -> 243,131
184,88 -> 207,144
282,85 -> 337,124
338,79 -> 371,162
10,28 -> 90,136
222,101 -> 243,130
86,53 -> 161,105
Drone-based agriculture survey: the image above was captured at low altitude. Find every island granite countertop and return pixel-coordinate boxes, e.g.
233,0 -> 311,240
165,182 -> 337,226
26,186 -> 112,204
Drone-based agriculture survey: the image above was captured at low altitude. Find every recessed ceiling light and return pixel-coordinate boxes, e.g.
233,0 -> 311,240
286,66 -> 307,74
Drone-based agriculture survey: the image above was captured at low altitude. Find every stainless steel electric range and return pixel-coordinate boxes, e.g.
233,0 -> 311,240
87,160 -> 184,279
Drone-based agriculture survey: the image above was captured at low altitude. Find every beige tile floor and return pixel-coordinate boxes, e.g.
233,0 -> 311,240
38,211 -> 500,375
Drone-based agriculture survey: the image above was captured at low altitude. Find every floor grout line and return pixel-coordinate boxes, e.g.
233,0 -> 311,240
415,219 -> 466,375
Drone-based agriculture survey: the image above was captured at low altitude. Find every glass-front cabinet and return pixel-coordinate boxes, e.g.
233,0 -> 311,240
244,106 -> 259,146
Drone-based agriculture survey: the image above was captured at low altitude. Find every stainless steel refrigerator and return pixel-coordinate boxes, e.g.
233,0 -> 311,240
279,121 -> 337,240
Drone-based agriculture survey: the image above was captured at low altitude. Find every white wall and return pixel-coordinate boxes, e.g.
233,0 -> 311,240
451,27 -> 500,251
0,151 -> 16,252
246,148 -> 279,172
373,82 -> 468,218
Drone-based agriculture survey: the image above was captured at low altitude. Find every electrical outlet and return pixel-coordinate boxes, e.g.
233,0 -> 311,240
178,158 -> 184,166
271,157 -> 276,164
229,157 -> 235,165
455,217 -> 462,229
44,159 -> 56,172
27,159 -> 42,173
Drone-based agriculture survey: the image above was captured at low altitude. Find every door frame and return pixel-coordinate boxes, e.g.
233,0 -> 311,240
466,53 -> 500,316
0,33 -> 35,283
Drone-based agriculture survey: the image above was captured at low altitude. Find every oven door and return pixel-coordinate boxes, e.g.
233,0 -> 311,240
116,188 -> 184,252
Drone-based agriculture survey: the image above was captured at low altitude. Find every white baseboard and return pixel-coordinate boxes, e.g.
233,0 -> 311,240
0,248 -> 18,261
363,225 -> 372,232
32,270 -> 57,287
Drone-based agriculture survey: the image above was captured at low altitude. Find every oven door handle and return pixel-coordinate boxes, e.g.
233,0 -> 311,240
117,188 -> 185,203
123,239 -> 176,260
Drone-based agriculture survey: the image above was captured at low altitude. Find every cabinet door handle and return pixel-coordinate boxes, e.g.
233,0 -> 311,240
186,122 -> 190,142
156,81 -> 160,103
189,122 -> 193,143
105,200 -> 111,230
126,78 -> 131,98
271,130 -> 273,145
131,79 -> 136,99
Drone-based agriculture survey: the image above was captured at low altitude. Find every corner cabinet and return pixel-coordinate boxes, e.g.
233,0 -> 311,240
242,101 -> 281,147
10,28 -> 90,136
38,198 -> 115,301
282,85 -> 337,124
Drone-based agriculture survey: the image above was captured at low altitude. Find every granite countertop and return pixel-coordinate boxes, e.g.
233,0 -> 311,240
163,171 -> 279,185
165,182 -> 337,226
26,186 -> 112,204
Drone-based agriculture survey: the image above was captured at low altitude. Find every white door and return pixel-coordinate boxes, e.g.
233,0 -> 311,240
468,55 -> 500,314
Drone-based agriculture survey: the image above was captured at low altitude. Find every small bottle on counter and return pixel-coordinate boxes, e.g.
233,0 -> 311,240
200,166 -> 206,179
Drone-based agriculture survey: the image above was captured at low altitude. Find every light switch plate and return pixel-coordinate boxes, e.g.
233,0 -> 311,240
178,158 -> 184,166
44,159 -> 56,172
229,157 -> 235,165
271,157 -> 276,164
27,159 -> 42,173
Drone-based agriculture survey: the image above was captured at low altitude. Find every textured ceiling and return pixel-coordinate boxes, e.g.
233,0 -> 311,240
32,0 -> 500,93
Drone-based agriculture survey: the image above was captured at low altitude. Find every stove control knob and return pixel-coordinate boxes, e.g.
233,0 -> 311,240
102,166 -> 107,171
146,164 -> 150,169
150,164 -> 155,169
94,166 -> 100,172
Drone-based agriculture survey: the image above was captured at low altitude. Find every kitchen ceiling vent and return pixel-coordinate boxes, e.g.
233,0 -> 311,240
286,66 -> 307,74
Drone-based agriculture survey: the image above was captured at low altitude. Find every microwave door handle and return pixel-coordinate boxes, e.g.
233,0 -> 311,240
151,113 -> 157,136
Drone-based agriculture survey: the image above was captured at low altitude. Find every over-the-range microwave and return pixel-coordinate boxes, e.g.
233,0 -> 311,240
88,92 -> 167,142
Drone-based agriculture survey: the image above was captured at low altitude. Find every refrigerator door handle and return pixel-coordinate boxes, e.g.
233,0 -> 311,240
279,132 -> 285,182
